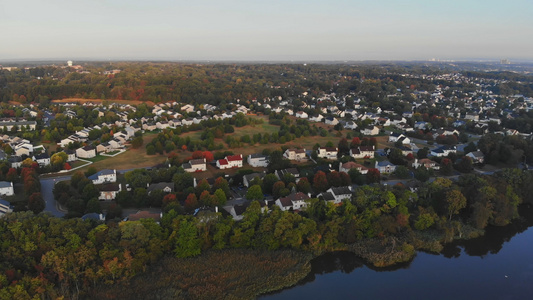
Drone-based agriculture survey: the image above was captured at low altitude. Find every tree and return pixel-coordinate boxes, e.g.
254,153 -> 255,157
272,181 -> 286,198
28,192 -> 45,214
350,137 -> 361,148
327,171 -> 342,187
338,138 -> 350,154
203,151 -> 214,163
394,166 -> 410,179
440,158 -> 453,175
246,185 -> 263,201
417,147 -> 429,159
174,218 -> 201,258
313,171 -> 329,192
185,193 -> 199,211
366,168 -> 381,184
297,177 -> 311,194
214,188 -> 227,205
445,189 -> 467,220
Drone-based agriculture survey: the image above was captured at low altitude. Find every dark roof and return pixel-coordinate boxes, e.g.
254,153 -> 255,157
331,186 -> 352,196
99,183 -> 120,192
190,158 -> 206,165
249,153 -> 267,159
321,192 -> 335,201
128,211 -> 161,221
147,182 -> 174,193
279,192 -> 309,205
233,204 -> 248,216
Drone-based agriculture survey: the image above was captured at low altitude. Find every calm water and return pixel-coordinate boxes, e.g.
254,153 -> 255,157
261,206 -> 533,300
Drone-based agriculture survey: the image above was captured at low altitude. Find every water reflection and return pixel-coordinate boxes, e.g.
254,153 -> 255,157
442,205 -> 533,258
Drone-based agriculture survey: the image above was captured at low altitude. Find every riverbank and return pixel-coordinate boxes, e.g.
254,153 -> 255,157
89,226 -> 487,300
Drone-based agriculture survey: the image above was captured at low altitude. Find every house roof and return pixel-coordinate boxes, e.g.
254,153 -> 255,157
0,181 -> 12,189
190,158 -> 206,165
99,183 -> 120,192
279,192 -> 309,205
331,186 -> 351,196
226,155 -> 242,162
321,192 -> 335,201
147,182 -> 174,193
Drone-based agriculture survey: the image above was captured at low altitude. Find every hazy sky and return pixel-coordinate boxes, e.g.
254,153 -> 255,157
1,0 -> 532,61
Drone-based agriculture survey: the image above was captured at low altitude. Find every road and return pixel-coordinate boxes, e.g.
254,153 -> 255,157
41,176 -> 70,217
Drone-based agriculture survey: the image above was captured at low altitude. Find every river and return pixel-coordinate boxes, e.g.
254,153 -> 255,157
261,206 -> 533,300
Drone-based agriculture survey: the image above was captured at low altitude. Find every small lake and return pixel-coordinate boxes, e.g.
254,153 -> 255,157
261,206 -> 533,300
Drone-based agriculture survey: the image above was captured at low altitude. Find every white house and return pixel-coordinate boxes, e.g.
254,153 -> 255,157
283,148 -> 306,161
411,158 -> 440,170
275,192 -> 310,211
339,161 -> 369,174
217,155 -> 243,169
98,183 -> 121,201
350,146 -> 375,159
247,154 -> 269,168
317,147 -> 338,160
361,126 -> 379,136
325,117 -> 339,126
76,146 -> 96,159
0,199 -> 13,218
88,169 -> 117,185
0,182 -> 14,196
466,151 -> 485,164
183,158 -> 207,172
320,186 -> 352,205
375,160 -> 397,174
309,115 -> 324,122
295,111 -> 309,119
33,153 -> 50,166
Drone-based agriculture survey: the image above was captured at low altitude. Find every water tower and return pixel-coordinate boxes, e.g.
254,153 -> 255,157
67,60 -> 73,67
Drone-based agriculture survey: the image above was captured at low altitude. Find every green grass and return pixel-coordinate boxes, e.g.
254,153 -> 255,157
85,155 -> 109,163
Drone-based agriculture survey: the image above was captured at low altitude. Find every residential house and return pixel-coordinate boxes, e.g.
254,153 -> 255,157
343,121 -> 358,130
361,126 -> 379,136
0,182 -> 14,196
76,145 -> 96,159
88,169 -> 117,185
320,186 -> 352,205
147,182 -> 174,195
430,145 -> 457,157
217,155 -> 243,169
375,160 -> 397,174
325,117 -> 339,126
32,153 -> 50,166
8,156 -> 22,168
283,148 -> 306,161
317,147 -> 338,160
183,158 -> 207,172
309,115 -> 324,122
98,183 -> 121,200
410,158 -> 440,170
339,161 -> 368,174
275,168 -> 300,181
466,151 -> 485,164
295,111 -> 308,119
247,154 -> 269,168
64,149 -> 76,162
350,146 -> 375,159
275,192 -> 310,211
0,199 -> 13,218
243,173 -> 265,187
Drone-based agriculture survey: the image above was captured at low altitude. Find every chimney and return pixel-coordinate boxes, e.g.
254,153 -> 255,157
215,206 -> 219,213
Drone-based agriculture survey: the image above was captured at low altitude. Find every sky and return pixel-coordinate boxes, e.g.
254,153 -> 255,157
1,0 -> 532,61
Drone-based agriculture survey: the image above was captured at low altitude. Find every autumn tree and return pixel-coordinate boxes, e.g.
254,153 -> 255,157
313,171 -> 329,192
366,168 -> 381,184
445,189 -> 467,220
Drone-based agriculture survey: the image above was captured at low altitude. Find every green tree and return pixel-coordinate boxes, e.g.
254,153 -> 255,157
174,218 -> 201,258
246,185 -> 264,201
